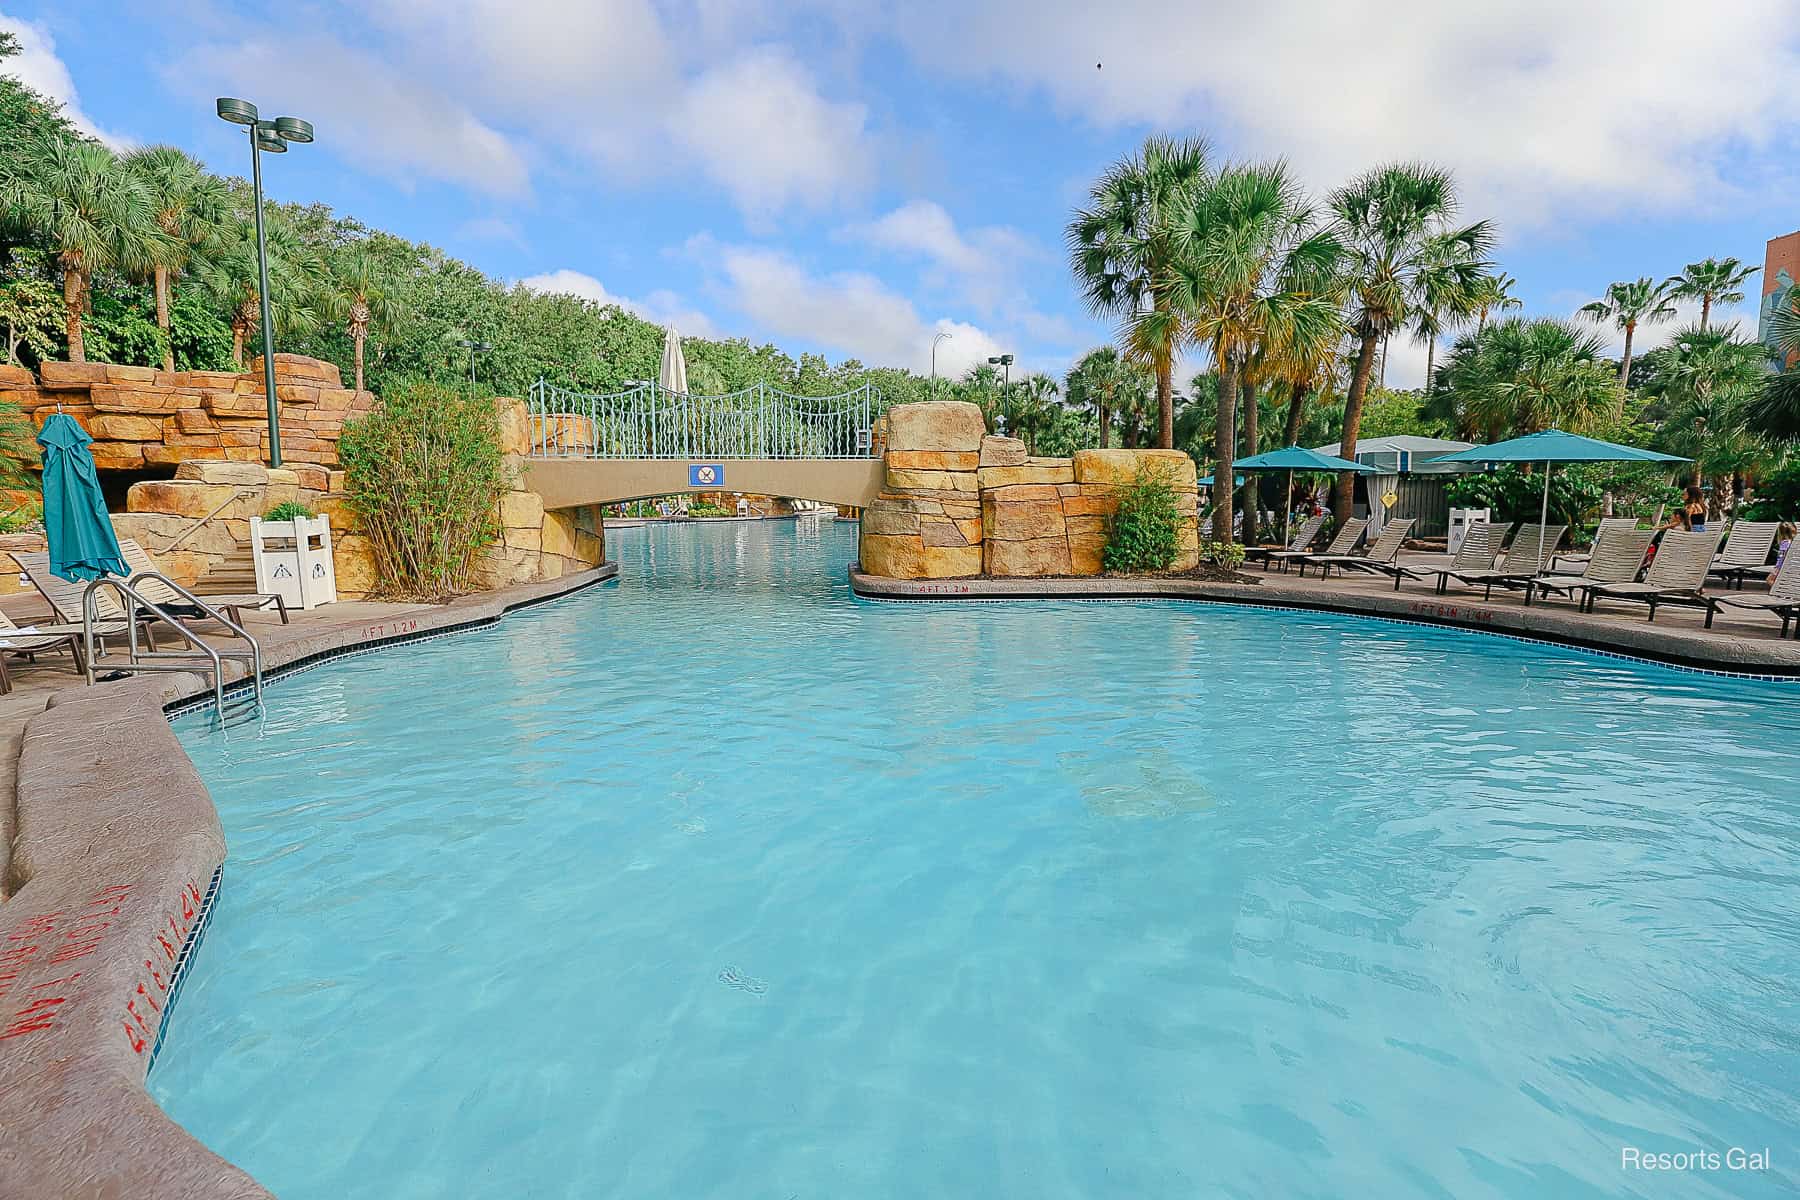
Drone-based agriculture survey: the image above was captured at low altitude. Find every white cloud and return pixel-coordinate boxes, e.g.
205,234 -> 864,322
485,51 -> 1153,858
670,49 -> 873,220
518,269 -> 718,338
174,35 -> 529,198
693,240 -> 1015,375
0,14 -> 131,147
874,0 -> 1800,228
454,217 -> 529,251
842,200 -> 1041,311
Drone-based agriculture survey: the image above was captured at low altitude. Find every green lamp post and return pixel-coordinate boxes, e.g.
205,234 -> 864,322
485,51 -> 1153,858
216,98 -> 314,468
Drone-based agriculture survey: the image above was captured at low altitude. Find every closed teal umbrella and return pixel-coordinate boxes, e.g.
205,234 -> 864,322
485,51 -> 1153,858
1428,429 -> 1687,574
37,412 -> 126,582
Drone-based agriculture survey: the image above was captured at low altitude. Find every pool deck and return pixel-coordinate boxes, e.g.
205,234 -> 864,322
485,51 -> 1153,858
849,554 -> 1800,678
0,564 -> 615,1200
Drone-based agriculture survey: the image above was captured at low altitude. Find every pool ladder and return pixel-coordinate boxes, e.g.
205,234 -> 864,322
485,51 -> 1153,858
80,572 -> 264,715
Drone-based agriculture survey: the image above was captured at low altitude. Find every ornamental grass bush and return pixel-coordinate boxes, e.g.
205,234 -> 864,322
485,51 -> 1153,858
1103,465 -> 1181,573
338,380 -> 512,600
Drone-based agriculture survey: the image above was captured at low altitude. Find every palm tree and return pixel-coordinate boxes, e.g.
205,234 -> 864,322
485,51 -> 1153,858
1664,257 -> 1758,331
1746,290 -> 1800,442
1007,373 -> 1062,454
1637,324 -> 1768,490
1410,245 -> 1490,397
1170,161 -> 1344,541
1068,135 -> 1212,449
1329,163 -> 1494,517
1578,276 -> 1676,386
1064,345 -> 1141,449
1471,271 -> 1520,333
124,146 -> 228,371
1432,317 -> 1620,443
195,213 -> 321,367
317,246 -> 399,391
1,140 -> 172,363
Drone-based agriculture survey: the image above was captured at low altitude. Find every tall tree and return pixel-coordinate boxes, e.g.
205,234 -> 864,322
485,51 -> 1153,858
1170,161 -> 1344,541
1068,135 -> 1212,449
1432,317 -> 1621,443
1578,276 -> 1676,386
2,140 -> 172,363
194,213 -> 321,367
316,246 -> 399,391
1664,257 -> 1758,331
1746,289 -> 1800,442
1637,324 -> 1768,489
1470,271 -> 1520,333
1328,163 -> 1493,517
124,146 -> 228,371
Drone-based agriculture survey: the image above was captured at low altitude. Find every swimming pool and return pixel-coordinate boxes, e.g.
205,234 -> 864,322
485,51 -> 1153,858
156,520 -> 1800,1198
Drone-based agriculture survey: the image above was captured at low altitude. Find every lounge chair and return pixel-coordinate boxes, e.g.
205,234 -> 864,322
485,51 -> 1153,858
1580,529 -> 1722,625
1713,549 -> 1800,637
1298,518 -> 1416,579
1380,520 -> 1511,592
1266,518 -> 1365,574
1550,517 -> 1640,572
1706,521 -> 1780,589
1430,523 -> 1568,598
0,609 -> 85,695
12,551 -> 147,646
1244,514 -> 1326,568
118,540 -> 288,625
1523,525 -> 1655,607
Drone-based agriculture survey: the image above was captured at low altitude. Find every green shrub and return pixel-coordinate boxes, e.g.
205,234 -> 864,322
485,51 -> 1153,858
1103,466 -> 1181,573
1200,539 -> 1246,570
0,498 -> 42,534
264,500 -> 316,522
1445,465 -> 1609,527
1743,461 -> 1800,522
338,379 -> 512,600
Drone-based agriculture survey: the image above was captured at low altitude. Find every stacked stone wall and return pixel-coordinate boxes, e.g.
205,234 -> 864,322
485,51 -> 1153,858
857,401 -> 1200,580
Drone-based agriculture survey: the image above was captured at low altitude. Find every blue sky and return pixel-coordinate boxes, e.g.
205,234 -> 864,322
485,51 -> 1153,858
6,1 -> 1798,387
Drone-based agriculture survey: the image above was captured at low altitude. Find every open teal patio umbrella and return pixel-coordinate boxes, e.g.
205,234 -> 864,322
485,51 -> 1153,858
37,412 -> 126,582
1232,445 -> 1375,544
1428,429 -> 1687,573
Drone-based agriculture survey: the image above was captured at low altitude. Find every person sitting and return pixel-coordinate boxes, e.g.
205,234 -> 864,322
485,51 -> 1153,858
1777,521 -> 1796,570
1664,485 -> 1708,533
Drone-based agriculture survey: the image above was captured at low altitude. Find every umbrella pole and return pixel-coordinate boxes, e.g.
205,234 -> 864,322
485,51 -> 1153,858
1537,461 -> 1553,575
1284,469 -> 1294,546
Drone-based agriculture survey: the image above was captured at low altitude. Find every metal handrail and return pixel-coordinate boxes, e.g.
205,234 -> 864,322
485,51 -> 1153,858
82,572 -> 264,713
165,488 -> 258,553
526,377 -> 880,461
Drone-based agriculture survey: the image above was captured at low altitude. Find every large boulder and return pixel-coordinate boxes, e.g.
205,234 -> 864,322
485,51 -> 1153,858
884,401 -> 986,453
1072,448 -> 1198,489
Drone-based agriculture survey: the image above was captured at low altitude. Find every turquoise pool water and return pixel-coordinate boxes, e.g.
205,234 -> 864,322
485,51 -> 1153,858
157,520 -> 1800,1198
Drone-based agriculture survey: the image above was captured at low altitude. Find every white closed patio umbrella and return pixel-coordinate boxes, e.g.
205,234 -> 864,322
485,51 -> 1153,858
659,325 -> 688,395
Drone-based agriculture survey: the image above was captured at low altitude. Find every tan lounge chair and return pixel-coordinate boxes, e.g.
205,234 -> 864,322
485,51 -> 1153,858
1381,520 -> 1511,591
1581,529 -> 1722,625
1551,516 -> 1640,572
1266,518 -> 1365,573
119,540 -> 288,625
1431,523 -> 1567,598
1298,518 -> 1416,579
1706,521 -> 1780,589
0,609 -> 86,695
12,551 -> 148,644
1523,525 -> 1655,606
1713,549 -> 1800,638
1244,514 -> 1326,568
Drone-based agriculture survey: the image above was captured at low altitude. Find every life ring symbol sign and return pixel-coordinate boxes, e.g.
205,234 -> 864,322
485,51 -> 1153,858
688,464 -> 724,487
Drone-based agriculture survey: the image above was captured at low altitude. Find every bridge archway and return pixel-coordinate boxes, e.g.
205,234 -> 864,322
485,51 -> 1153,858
524,458 -> 882,511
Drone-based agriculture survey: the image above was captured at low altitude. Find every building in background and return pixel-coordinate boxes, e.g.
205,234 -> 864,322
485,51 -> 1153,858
1762,229 -> 1799,371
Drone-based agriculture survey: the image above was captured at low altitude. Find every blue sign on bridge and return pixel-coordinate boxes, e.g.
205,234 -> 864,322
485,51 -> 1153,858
688,464 -> 724,487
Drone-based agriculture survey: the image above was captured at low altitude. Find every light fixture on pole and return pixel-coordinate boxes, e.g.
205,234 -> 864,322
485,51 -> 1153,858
987,353 -> 1014,433
217,98 -> 313,468
930,331 -> 951,400
459,339 -> 493,390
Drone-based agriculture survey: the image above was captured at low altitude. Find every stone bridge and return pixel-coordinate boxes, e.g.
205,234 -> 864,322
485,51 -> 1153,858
521,379 -> 885,509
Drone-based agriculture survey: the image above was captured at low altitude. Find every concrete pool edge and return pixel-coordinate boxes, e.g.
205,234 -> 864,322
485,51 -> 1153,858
0,564 -> 617,1200
847,567 -> 1800,680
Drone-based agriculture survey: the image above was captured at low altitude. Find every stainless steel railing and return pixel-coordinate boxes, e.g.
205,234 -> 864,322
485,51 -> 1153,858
82,572 -> 264,713
527,379 -> 878,460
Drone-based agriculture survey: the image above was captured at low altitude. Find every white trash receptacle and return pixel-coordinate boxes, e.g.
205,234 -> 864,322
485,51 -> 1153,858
251,515 -> 337,610
1448,507 -> 1491,556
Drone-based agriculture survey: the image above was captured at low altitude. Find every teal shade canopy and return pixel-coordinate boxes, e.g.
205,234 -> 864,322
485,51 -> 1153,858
1198,474 -> 1246,486
1427,429 -> 1687,465
1232,445 -> 1375,473
37,413 -> 126,582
